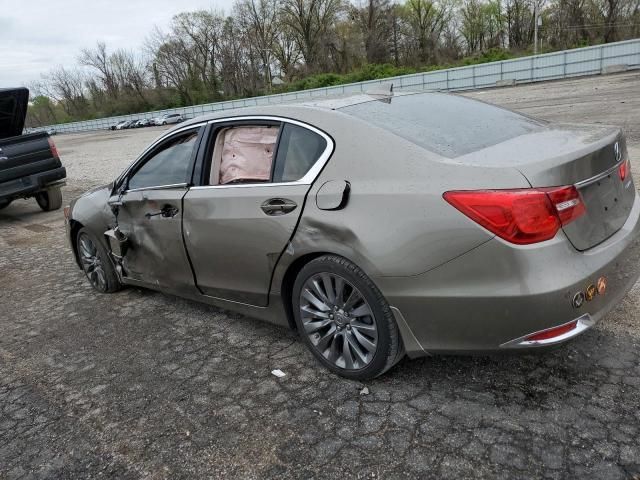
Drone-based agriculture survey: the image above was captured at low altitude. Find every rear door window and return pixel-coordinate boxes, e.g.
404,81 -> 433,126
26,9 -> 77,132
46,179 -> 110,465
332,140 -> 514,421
205,121 -> 328,185
209,125 -> 280,185
272,124 -> 327,182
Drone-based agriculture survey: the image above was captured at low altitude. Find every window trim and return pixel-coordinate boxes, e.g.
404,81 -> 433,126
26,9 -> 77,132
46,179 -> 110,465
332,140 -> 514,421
191,116 -> 334,190
125,182 -> 189,194
116,124 -> 206,193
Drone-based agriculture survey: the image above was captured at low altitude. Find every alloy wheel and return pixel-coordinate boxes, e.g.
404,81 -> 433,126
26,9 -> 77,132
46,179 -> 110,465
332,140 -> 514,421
299,273 -> 378,370
78,233 -> 108,292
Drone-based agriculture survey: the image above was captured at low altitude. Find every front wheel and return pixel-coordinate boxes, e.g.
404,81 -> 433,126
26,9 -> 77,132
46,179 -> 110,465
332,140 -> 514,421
292,255 -> 404,380
35,187 -> 63,211
76,228 -> 122,293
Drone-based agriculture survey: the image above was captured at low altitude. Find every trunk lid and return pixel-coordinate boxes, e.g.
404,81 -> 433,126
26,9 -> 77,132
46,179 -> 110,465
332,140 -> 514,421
455,123 -> 635,250
0,88 -> 29,140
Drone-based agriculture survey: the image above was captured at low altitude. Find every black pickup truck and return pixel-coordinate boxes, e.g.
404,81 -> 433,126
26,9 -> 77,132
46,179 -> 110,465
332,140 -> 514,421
0,88 -> 66,211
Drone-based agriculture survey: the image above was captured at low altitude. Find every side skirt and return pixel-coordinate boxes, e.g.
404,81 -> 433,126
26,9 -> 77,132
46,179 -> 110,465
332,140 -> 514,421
121,276 -> 290,328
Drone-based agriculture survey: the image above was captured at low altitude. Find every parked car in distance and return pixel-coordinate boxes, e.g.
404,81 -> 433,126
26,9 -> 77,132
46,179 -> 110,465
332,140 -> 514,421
1,88 -> 66,212
135,119 -> 153,128
65,91 -> 640,380
111,121 -> 127,131
156,113 -> 183,125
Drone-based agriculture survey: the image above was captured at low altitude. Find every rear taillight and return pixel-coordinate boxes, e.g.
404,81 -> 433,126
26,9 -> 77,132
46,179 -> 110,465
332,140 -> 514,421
443,186 -> 585,245
545,185 -> 586,225
619,158 -> 631,181
48,137 -> 59,159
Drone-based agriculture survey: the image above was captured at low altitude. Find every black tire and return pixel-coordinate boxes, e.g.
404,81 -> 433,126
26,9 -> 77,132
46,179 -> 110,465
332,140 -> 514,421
35,187 -> 63,211
0,199 -> 11,210
292,255 -> 404,380
76,228 -> 122,293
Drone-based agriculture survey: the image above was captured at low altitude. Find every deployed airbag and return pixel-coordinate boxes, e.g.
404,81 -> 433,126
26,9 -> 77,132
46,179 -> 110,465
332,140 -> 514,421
219,127 -> 278,184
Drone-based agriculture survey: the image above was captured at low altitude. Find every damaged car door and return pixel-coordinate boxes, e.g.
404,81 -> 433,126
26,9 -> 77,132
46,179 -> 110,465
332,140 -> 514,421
109,126 -> 204,293
183,119 -> 332,306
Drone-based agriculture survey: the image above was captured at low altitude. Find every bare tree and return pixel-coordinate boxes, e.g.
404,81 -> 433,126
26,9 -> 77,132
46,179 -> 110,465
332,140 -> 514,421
79,42 -> 119,99
147,11 -> 224,104
505,0 -> 535,48
236,0 -> 280,87
217,16 -> 263,96
40,66 -> 89,117
353,0 -> 393,63
403,0 -> 451,63
460,0 -> 505,53
272,26 -> 302,79
280,0 -> 343,72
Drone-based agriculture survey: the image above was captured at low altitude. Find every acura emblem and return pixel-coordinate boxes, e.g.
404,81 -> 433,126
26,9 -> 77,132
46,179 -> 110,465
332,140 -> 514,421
614,142 -> 621,162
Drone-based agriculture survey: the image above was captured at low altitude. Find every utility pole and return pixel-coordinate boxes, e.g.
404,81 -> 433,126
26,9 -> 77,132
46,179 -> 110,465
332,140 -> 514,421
534,2 -> 538,55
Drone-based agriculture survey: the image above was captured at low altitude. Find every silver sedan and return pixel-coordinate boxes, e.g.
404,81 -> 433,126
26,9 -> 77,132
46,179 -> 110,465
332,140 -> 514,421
65,91 -> 640,379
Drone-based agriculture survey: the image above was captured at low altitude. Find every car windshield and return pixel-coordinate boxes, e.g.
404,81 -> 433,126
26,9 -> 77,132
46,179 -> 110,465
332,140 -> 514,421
339,93 -> 545,157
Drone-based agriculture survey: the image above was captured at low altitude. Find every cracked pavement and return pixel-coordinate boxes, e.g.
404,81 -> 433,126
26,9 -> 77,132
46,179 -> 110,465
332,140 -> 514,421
1,72 -> 640,479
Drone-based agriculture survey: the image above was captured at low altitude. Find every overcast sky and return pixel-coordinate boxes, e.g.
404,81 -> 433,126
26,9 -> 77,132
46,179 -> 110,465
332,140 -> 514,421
0,0 -> 235,88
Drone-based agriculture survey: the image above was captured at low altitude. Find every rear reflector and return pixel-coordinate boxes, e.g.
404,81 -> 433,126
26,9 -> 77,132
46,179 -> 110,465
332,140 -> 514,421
525,320 -> 578,342
443,186 -> 585,245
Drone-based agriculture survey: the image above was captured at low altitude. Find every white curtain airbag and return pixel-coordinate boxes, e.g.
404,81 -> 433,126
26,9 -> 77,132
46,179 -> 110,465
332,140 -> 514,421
219,127 -> 278,184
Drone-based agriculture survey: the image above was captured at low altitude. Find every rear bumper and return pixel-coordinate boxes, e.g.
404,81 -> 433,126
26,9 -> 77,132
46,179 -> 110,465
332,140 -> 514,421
0,166 -> 66,201
377,191 -> 640,357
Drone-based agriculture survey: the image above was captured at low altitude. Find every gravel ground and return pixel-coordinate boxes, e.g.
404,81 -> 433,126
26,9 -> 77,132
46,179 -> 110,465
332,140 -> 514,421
1,72 -> 640,479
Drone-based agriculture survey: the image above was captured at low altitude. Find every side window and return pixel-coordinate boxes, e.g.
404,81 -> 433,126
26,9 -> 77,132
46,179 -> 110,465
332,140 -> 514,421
272,124 -> 327,182
128,130 -> 199,190
209,125 -> 280,185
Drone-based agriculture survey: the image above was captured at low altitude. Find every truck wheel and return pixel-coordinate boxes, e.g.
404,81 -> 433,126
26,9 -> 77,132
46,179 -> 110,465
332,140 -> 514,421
0,199 -> 11,210
35,187 -> 63,211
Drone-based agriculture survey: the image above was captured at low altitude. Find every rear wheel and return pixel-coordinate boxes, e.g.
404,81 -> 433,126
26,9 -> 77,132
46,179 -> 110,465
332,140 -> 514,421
35,187 -> 63,211
292,255 -> 403,380
76,228 -> 122,293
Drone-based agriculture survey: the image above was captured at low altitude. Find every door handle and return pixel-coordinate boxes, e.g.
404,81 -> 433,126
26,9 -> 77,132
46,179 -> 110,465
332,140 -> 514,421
145,204 -> 179,219
261,198 -> 297,216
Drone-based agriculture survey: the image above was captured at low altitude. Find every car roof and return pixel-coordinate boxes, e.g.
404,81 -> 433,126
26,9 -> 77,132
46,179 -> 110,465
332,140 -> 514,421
173,90 -> 425,131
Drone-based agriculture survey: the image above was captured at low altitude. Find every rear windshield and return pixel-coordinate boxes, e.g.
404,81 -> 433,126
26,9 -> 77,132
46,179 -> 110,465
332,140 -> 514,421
339,93 -> 544,157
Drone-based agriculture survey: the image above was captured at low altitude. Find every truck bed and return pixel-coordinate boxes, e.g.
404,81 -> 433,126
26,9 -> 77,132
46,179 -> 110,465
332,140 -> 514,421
0,132 -> 66,201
